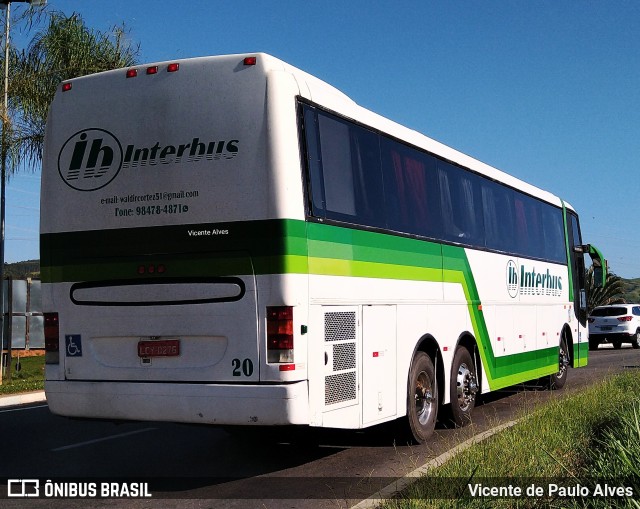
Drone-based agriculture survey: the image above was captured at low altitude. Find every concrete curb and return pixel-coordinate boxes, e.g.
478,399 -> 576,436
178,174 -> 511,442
0,390 -> 46,408
350,420 -> 519,509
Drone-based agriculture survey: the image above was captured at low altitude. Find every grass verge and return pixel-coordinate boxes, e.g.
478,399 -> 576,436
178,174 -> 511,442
0,354 -> 45,394
380,371 -> 640,509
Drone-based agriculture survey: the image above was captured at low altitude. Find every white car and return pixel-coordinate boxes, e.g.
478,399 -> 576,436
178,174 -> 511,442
588,304 -> 640,350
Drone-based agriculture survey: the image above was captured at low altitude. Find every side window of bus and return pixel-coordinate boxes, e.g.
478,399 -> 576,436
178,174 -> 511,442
481,180 -> 515,253
438,161 -> 483,245
514,194 -> 546,258
302,107 -> 326,217
303,106 -> 385,227
541,206 -> 566,263
349,125 -> 385,228
317,114 -> 357,217
380,138 -> 441,238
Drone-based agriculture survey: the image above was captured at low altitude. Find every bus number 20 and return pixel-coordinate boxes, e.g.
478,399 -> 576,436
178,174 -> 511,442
232,358 -> 254,377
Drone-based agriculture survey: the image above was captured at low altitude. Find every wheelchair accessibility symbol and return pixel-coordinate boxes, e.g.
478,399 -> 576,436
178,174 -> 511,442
65,335 -> 83,357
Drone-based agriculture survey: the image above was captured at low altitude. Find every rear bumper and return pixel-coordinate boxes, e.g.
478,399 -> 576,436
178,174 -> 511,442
589,332 -> 634,340
45,380 -> 309,425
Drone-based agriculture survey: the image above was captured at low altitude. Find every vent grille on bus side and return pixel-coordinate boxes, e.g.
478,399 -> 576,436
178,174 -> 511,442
325,372 -> 357,405
324,311 -> 357,406
332,343 -> 356,371
324,312 -> 356,342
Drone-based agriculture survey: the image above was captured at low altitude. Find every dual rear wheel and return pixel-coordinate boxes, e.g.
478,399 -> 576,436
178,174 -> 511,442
406,346 -> 478,443
406,336 -> 570,443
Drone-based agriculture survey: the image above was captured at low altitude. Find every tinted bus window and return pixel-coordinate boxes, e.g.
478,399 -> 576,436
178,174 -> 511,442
303,105 -> 385,227
300,101 -> 567,265
381,137 -> 441,238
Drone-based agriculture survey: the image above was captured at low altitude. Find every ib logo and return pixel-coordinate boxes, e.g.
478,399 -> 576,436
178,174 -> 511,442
58,128 -> 123,191
506,259 -> 519,298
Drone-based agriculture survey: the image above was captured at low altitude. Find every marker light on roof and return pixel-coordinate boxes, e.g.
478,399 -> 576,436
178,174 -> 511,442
146,65 -> 158,75
167,63 -> 179,73
137,263 -> 167,275
62,82 -> 72,92
126,68 -> 138,78
243,56 -> 257,66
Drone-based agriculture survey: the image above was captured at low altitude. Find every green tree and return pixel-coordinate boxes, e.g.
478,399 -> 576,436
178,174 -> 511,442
3,9 -> 139,175
586,266 -> 626,314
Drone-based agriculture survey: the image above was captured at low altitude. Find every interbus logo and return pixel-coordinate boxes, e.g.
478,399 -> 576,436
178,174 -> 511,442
122,138 -> 239,168
58,129 -> 240,192
506,259 -> 563,298
58,128 -> 123,191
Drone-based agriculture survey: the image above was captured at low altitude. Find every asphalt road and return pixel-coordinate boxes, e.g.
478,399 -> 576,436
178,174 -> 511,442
1,345 -> 639,509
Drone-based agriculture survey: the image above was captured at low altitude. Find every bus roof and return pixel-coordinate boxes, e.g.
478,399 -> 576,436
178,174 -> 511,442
61,52 -> 571,211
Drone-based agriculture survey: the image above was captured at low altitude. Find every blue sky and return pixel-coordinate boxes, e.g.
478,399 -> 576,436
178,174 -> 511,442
6,1 -> 640,277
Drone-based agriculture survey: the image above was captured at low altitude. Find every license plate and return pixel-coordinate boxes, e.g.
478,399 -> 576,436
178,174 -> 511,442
599,326 -> 613,331
138,339 -> 180,357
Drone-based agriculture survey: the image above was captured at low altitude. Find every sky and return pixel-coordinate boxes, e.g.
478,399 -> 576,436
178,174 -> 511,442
5,1 -> 640,278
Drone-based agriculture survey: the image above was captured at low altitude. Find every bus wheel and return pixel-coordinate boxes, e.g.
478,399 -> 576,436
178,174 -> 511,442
406,351 -> 438,444
548,337 -> 569,390
450,346 -> 478,427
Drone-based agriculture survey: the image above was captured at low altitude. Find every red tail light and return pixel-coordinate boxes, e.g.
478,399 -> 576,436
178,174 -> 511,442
44,313 -> 60,364
617,316 -> 633,322
267,306 -> 293,363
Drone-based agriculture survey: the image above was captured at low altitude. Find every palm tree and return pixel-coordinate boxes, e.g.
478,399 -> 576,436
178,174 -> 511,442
3,10 -> 139,175
586,266 -> 625,314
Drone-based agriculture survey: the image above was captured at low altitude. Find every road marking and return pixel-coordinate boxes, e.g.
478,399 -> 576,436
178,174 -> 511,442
350,420 -> 519,509
52,427 -> 157,452
0,404 -> 49,413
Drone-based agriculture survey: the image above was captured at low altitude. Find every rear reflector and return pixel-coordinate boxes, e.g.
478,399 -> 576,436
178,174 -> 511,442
267,306 -> 293,363
44,312 -> 60,364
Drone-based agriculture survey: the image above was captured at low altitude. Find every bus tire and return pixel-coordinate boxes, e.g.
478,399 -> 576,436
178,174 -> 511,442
449,346 -> 478,427
406,351 -> 438,444
548,337 -> 569,390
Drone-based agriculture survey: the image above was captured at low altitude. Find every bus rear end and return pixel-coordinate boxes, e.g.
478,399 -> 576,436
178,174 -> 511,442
41,54 -> 309,425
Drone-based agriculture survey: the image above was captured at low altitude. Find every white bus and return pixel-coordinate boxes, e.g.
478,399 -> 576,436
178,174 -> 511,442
42,53 -> 606,443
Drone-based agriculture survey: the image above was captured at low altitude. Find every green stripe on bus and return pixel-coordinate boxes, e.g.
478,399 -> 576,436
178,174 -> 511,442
41,218 -> 563,389
306,224 -> 559,388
